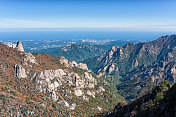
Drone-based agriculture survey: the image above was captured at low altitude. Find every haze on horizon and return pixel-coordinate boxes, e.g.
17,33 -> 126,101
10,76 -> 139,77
0,0 -> 176,31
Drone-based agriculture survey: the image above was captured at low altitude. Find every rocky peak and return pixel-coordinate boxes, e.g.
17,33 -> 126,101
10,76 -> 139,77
111,45 -> 119,51
5,41 -> 25,52
59,56 -> 88,70
16,41 -> 24,52
91,35 -> 176,75
22,52 -> 38,66
98,45 -> 120,62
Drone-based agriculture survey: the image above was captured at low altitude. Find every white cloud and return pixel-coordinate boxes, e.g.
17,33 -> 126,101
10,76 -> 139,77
0,18 -> 176,32
0,18 -> 55,28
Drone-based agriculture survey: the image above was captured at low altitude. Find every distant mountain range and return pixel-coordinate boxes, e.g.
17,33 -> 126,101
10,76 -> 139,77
29,40 -> 137,62
84,35 -> 176,74
83,35 -> 176,100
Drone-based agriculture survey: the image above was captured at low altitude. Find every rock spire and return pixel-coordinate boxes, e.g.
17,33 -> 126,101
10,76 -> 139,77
16,41 -> 24,52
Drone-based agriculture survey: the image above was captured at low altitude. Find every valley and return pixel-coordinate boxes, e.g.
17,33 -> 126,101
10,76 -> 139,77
1,0 -> 176,116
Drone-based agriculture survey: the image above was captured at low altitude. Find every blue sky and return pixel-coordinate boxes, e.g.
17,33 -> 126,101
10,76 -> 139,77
0,0 -> 176,31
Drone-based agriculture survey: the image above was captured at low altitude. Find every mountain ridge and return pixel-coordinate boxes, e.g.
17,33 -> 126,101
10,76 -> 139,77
84,34 -> 176,75
0,34 -> 176,116
83,34 -> 176,100
0,42 -> 124,116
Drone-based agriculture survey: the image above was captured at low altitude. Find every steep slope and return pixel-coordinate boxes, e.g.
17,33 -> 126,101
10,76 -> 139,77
0,42 -> 124,116
117,61 -> 176,100
84,35 -> 176,75
103,81 -> 176,117
116,35 -> 176,100
83,35 -> 176,101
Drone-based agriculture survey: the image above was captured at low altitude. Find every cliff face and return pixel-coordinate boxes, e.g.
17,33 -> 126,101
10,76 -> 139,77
12,42 -> 100,103
16,41 -> 25,52
86,35 -> 176,75
15,62 -> 97,100
83,35 -> 176,100
115,35 -> 176,100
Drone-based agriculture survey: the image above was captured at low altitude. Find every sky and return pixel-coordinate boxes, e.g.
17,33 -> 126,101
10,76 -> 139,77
0,0 -> 176,31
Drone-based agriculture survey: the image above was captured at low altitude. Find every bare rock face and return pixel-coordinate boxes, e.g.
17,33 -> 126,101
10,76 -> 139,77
171,66 -> 176,83
83,72 -> 96,88
117,61 -> 176,100
83,95 -> 89,101
74,89 -> 83,97
77,63 -> 88,70
22,52 -> 38,66
16,41 -> 24,52
38,69 -> 66,81
70,103 -> 76,110
33,67 -> 97,99
59,57 -> 88,70
36,69 -> 66,92
98,45 -> 119,63
108,64 -> 116,74
71,61 -> 78,67
87,90 -> 95,98
51,91 -> 59,101
59,57 -> 70,67
171,67 -> 176,74
15,64 -> 27,79
14,55 -> 103,105
96,86 -> 105,93
21,65 -> 98,100
6,42 -> 17,48
6,41 -> 24,52
75,73 -> 85,88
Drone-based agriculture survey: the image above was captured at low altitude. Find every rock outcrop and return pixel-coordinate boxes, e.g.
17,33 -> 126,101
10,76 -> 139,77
16,41 -> 24,52
15,54 -> 99,105
96,86 -> 105,93
87,90 -> 95,98
22,52 -> 38,66
6,41 -> 25,52
59,57 -> 88,70
6,42 -> 17,48
6,41 -> 38,67
74,89 -> 83,97
77,63 -> 89,70
15,64 -> 27,79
